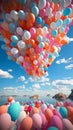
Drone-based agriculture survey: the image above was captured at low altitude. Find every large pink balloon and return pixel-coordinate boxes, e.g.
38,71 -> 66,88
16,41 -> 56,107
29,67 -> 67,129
50,115 -> 63,130
32,113 -> 42,129
0,113 -> 11,130
63,118 -> 73,130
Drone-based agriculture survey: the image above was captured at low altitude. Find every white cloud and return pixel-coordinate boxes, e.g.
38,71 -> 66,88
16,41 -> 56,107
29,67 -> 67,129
56,57 -> 73,64
65,64 -> 73,70
18,76 -> 25,81
32,84 -> 41,89
8,69 -> 13,72
0,69 -> 13,78
52,79 -> 73,87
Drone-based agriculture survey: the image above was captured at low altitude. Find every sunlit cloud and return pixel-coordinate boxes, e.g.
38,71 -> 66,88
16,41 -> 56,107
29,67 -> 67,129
0,69 -> 13,78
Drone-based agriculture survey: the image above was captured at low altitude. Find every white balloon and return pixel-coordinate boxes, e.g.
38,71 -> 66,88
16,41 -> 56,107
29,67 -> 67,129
46,7 -> 52,16
23,31 -> 31,40
11,48 -> 18,55
33,60 -> 38,65
43,26 -> 48,34
16,27 -> 23,36
17,56 -> 24,62
64,0 -> 72,8
17,40 -> 25,49
17,111 -> 26,124
38,0 -> 46,9
50,22 -> 56,29
10,10 -> 18,20
55,11 -> 62,20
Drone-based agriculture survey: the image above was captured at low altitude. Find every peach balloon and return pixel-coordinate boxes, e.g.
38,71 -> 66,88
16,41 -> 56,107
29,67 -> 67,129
45,108 -> 53,123
0,105 -> 8,115
20,117 -> 33,130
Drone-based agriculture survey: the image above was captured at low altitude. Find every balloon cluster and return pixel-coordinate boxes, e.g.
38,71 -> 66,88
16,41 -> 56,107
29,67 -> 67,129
0,97 -> 73,130
0,0 -> 73,76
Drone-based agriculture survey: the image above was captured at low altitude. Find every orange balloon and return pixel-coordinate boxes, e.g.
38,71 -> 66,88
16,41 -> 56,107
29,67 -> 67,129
20,117 -> 33,130
0,105 -> 8,115
61,39 -> 68,45
49,46 -> 55,53
53,3 -> 60,12
45,108 -> 53,123
26,13 -> 35,24
18,19 -> 26,30
8,96 -> 14,102
36,28 -> 43,36
67,106 -> 73,124
30,107 -> 39,117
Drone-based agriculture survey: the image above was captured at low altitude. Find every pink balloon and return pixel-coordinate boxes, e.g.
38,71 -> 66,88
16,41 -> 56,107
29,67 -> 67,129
40,112 -> 48,126
50,115 -> 63,130
0,113 -> 11,130
32,113 -> 42,129
63,119 -> 73,130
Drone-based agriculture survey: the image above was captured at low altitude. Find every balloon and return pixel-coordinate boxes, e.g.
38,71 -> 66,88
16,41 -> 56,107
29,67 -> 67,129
63,118 -> 73,130
17,111 -> 26,124
47,126 -> 59,130
8,102 -> 20,121
20,117 -> 33,130
30,107 -> 39,116
63,7 -> 72,16
59,107 -> 68,118
32,113 -> 42,129
50,115 -> 63,130
0,113 -> 11,130
41,103 -> 47,112
38,0 -> 46,9
0,105 -> 8,115
45,108 -> 53,123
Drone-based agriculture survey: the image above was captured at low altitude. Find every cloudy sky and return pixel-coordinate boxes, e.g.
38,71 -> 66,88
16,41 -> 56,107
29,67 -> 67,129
0,25 -> 73,97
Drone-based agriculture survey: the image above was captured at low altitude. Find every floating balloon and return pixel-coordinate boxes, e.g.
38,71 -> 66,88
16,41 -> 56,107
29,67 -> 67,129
0,0 -> 73,77
59,107 -> 68,118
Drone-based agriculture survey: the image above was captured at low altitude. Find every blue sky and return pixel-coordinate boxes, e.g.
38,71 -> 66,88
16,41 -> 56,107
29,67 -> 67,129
0,25 -> 73,97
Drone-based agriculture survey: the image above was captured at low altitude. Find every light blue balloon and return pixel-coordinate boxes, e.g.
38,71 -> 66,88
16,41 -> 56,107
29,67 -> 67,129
48,54 -> 52,58
63,18 -> 72,26
36,16 -> 42,24
8,102 -> 20,121
56,19 -> 63,28
31,6 -> 39,17
9,23 -> 16,33
11,35 -> 19,43
39,42 -> 44,48
47,127 -> 58,130
63,7 -> 72,16
30,2 -> 36,9
44,24 -> 49,28
52,30 -> 58,37
60,27 -> 65,33
37,35 -> 43,42
59,107 -> 68,118
18,10 -> 25,20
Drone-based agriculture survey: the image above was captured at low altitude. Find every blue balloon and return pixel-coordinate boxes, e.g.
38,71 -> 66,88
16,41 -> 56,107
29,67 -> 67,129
11,42 -> 17,47
59,107 -> 68,118
60,27 -> 65,33
18,0 -> 26,4
47,127 -> 58,130
11,35 -> 19,43
63,7 -> 72,16
18,10 -> 25,20
56,19 -> 63,28
52,30 -> 58,37
37,35 -> 43,42
8,102 -> 20,121
9,23 -> 16,33
31,6 -> 39,17
36,16 -> 42,24
63,18 -> 72,26
48,54 -> 52,58
39,42 -> 44,48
